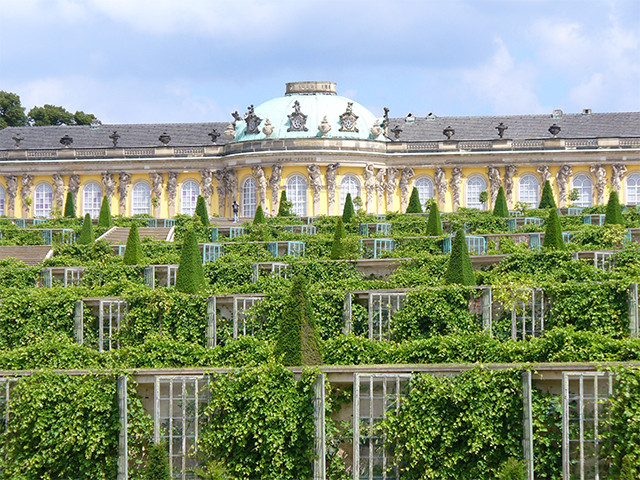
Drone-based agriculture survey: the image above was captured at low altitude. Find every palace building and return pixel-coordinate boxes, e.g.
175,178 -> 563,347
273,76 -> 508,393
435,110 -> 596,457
0,80 -> 638,220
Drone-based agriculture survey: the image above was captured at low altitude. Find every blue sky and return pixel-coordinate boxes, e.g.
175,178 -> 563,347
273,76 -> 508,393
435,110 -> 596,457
1,0 -> 638,124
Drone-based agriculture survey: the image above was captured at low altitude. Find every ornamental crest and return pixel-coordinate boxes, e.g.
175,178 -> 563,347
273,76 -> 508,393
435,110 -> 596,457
339,102 -> 359,132
244,105 -> 262,135
287,100 -> 308,132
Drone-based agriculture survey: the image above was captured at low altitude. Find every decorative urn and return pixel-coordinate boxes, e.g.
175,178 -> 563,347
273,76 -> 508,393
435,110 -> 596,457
370,122 -> 383,139
318,116 -> 332,136
262,118 -> 274,138
224,123 -> 236,141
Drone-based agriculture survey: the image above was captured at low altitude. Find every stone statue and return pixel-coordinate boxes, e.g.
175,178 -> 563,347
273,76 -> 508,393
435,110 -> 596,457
3,175 -> 17,216
450,167 -> 463,211
375,168 -> 386,213
488,166 -> 501,208
252,166 -> 268,210
118,172 -> 131,214
590,165 -> 607,205
325,163 -> 340,215
556,165 -> 573,207
269,163 -> 283,216
363,164 -> 376,212
503,165 -> 518,208
149,173 -> 163,215
101,172 -> 116,201
611,164 -> 627,194
68,174 -> 81,196
399,167 -> 415,211
434,167 -> 447,210
385,167 -> 399,211
20,174 -> 33,217
51,173 -> 64,210
307,164 -> 323,215
224,167 -> 238,207
166,172 -> 178,208
212,169 -> 225,214
200,169 -> 214,212
536,166 -> 552,184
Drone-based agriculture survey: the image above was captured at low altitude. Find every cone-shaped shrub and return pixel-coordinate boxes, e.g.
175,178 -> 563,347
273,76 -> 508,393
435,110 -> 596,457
275,275 -> 323,366
175,228 -> 205,294
539,180 -> 557,209
542,208 -> 564,250
342,193 -> 355,223
63,192 -> 75,218
123,223 -> 143,265
426,199 -> 443,236
406,187 -> 423,213
143,442 -> 171,480
277,191 -> 291,217
97,196 -> 113,227
444,229 -> 475,285
195,195 -> 209,226
253,204 -> 265,224
330,218 -> 346,260
77,213 -> 95,244
493,186 -> 509,217
604,191 -> 624,225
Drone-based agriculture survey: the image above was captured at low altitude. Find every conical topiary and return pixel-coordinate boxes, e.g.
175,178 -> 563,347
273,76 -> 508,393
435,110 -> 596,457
63,192 -> 75,218
444,229 -> 475,285
542,208 -> 564,250
604,191 -> 624,225
123,223 -> 143,265
426,199 -> 443,236
253,204 -> 265,224
330,218 -> 346,260
277,191 -> 291,217
77,213 -> 95,244
97,196 -> 113,227
175,228 -> 205,294
195,195 -> 209,226
143,442 -> 171,480
539,180 -> 557,209
406,187 -> 423,213
342,193 -> 355,223
493,186 -> 509,217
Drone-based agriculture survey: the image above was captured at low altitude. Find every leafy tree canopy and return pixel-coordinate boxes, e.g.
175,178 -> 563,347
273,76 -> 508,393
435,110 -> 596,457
27,104 -> 97,126
0,91 -> 27,129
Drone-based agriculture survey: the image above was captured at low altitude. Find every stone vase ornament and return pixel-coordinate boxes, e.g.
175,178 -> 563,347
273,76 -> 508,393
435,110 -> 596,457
370,122 -> 383,139
262,119 -> 274,139
318,116 -> 331,136
224,123 -> 236,141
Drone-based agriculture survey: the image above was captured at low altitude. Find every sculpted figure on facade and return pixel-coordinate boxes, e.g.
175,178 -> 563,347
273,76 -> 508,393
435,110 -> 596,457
536,166 -> 552,184
200,169 -> 214,211
307,164 -> 323,215
590,165 -> 607,205
251,166 -> 268,210
212,169 -> 225,215
269,163 -> 283,216
117,172 -> 131,214
224,167 -> 238,206
363,164 -> 376,212
399,167 -> 415,211
20,174 -> 33,217
488,166 -> 501,207
51,173 -> 64,210
434,167 -> 447,210
611,164 -> 627,194
504,165 -> 518,208
3,175 -> 17,216
101,172 -> 116,202
375,168 -> 386,213
166,172 -> 178,208
556,165 -> 573,207
450,167 -> 463,211
150,173 -> 163,215
384,167 -> 399,211
325,163 -> 340,215
68,174 -> 81,196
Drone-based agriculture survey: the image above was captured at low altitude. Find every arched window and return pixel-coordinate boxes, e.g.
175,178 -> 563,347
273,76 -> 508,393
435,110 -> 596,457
340,175 -> 361,210
131,182 -> 151,215
286,175 -> 307,216
414,176 -> 434,207
82,182 -> 102,219
572,173 -> 593,207
242,177 -> 257,217
0,184 -> 5,216
181,180 -> 200,215
34,183 -> 54,218
626,173 -> 640,205
519,175 -> 540,208
466,176 -> 487,210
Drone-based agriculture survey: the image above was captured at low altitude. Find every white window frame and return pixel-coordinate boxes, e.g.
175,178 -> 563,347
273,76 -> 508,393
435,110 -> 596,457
241,176 -> 257,218
572,173 -> 594,207
465,176 -> 488,210
414,176 -> 434,207
286,174 -> 307,216
0,184 -> 5,216
340,175 -> 361,210
368,292 -> 406,341
34,182 -> 54,218
180,180 -> 200,216
519,174 -> 540,208
82,182 -> 103,219
625,172 -> 640,205
131,182 -> 151,216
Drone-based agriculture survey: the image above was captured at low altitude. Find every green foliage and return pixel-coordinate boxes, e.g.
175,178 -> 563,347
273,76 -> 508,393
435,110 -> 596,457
479,190 -> 489,205
426,199 -> 443,236
277,191 -> 293,217
496,458 -> 526,480
174,229 -> 205,294
604,190 -> 624,225
330,218 -> 346,259
253,204 -> 265,224
539,180 -> 557,209
123,224 -> 143,265
342,193 -> 355,223
195,195 -> 210,226
444,230 -> 475,285
98,195 -> 113,227
143,442 -> 172,480
77,213 -> 95,244
406,187 -> 423,213
27,103 -> 98,126
0,90 -> 27,128
542,208 -> 564,250
63,192 -> 76,218
493,186 -> 509,217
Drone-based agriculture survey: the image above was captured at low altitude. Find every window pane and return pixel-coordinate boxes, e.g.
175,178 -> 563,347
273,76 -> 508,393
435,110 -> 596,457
286,175 -> 307,216
414,177 -> 434,207
132,183 -> 151,215
0,185 -> 4,216
519,175 -> 539,208
34,183 -> 54,218
340,175 -> 361,210
627,173 -> 640,205
83,183 -> 102,219
242,177 -> 257,217
573,174 -> 593,207
466,177 -> 487,210
181,180 -> 199,215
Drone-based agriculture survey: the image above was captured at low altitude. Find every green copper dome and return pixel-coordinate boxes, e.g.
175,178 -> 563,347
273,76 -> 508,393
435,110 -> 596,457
232,81 -> 387,142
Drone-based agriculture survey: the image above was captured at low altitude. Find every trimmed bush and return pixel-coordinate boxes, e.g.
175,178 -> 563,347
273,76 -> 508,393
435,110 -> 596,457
63,192 -> 75,218
426,199 -> 443,236
493,186 -> 509,217
175,228 -> 205,294
143,442 -> 171,480
330,218 -> 346,260
542,208 -> 564,250
539,180 -> 557,209
253,204 -> 265,224
277,191 -> 292,217
342,193 -> 355,223
77,213 -> 95,244
444,229 -> 475,285
406,187 -> 423,213
123,224 -> 143,265
97,195 -> 113,227
604,190 -> 624,225
195,195 -> 210,226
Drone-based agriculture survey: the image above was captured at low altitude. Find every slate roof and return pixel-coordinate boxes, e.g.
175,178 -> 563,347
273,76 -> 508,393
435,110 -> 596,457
0,112 -> 637,150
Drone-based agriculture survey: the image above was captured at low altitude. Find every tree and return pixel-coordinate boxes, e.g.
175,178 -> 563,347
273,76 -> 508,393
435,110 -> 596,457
143,442 -> 171,480
342,193 -> 355,223
73,111 -> 97,126
493,186 -> 509,217
175,228 -> 205,294
444,229 -> 475,285
277,191 -> 292,217
194,195 -> 209,226
97,196 -> 113,227
539,180 -> 557,209
77,214 -> 95,244
274,275 -> 322,366
426,199 -> 443,236
123,224 -> 143,265
542,208 -> 564,250
63,192 -> 75,218
604,191 -> 624,225
330,218 -> 346,260
0,91 -> 27,129
27,104 -> 98,126
406,187 -> 423,213
253,204 -> 265,224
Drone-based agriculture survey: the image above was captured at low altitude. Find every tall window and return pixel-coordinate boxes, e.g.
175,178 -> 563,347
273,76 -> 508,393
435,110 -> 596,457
414,176 -> 434,207
466,176 -> 487,210
181,180 -> 199,215
340,175 -> 361,210
34,183 -> 54,218
519,175 -> 540,208
0,185 -> 5,216
242,177 -> 257,217
132,182 -> 151,215
572,173 -> 593,207
286,175 -> 307,216
626,172 -> 640,205
82,182 -> 102,219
